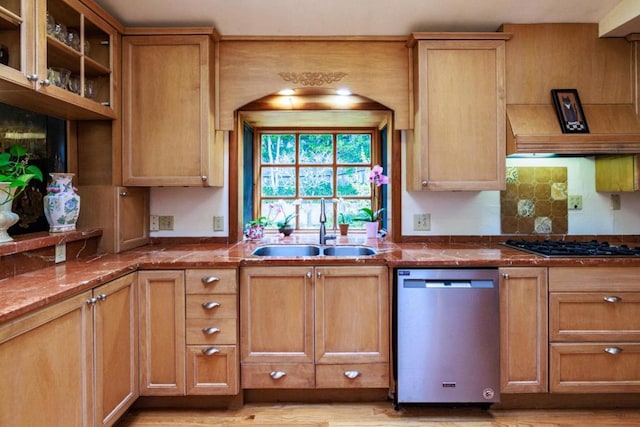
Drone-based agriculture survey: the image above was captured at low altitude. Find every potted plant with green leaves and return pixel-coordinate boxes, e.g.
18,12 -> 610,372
0,144 -> 43,242
338,212 -> 351,236
353,165 -> 388,238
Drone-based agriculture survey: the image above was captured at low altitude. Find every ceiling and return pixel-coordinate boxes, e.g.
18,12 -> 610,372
94,0 -> 638,37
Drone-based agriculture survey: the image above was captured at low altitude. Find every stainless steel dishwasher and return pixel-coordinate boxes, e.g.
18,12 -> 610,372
394,268 -> 500,408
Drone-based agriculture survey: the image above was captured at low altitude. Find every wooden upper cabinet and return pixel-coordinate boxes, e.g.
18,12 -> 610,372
0,0 -> 118,119
595,155 -> 640,192
406,33 -> 510,191
122,30 -> 223,187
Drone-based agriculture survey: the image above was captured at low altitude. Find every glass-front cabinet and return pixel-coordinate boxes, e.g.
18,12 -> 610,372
0,0 -> 116,119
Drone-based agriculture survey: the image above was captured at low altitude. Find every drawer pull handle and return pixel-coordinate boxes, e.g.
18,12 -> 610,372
269,371 -> 286,380
202,301 -> 220,310
604,347 -> 623,355
202,347 -> 219,356
344,370 -> 361,379
202,327 -> 220,335
603,296 -> 622,303
202,276 -> 220,285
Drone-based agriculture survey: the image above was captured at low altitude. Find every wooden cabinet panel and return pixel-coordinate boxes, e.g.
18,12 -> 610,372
407,35 -> 508,191
596,155 -> 640,192
94,273 -> 138,427
499,267 -> 548,393
186,318 -> 237,345
550,343 -> 640,393
240,266 -> 314,364
0,291 -> 93,427
315,363 -> 389,389
315,266 -> 388,364
186,268 -> 238,294
241,363 -> 315,389
122,32 -> 222,186
77,185 -> 150,253
186,345 -> 238,395
138,270 -> 186,396
550,292 -> 640,342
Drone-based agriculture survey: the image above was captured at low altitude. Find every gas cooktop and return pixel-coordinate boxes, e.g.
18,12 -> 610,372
502,239 -> 640,257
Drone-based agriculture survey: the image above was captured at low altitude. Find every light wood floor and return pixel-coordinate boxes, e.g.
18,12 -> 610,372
116,402 -> 640,426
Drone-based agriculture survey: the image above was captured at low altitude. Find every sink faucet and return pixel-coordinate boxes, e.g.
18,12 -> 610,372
319,198 -> 336,245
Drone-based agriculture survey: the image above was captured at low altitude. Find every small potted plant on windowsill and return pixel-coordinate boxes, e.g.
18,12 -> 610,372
353,207 -> 385,238
244,216 -> 269,240
0,144 -> 43,243
338,212 -> 351,236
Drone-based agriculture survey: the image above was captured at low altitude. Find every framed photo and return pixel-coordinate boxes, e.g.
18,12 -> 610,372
551,89 -> 589,134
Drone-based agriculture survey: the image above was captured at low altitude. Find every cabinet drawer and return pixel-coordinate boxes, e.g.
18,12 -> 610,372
550,343 -> 640,393
186,269 -> 237,294
186,345 -> 238,395
241,364 -> 315,389
186,318 -> 237,345
549,267 -> 640,292
550,292 -> 640,341
315,363 -> 389,389
186,294 -> 237,319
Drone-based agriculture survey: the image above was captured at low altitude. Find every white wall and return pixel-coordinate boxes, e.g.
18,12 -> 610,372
148,132 -> 640,238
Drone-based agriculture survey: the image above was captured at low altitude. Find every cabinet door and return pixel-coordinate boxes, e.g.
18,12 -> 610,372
0,0 -> 37,88
186,345 -> 238,395
315,266 -> 389,365
408,39 -> 506,191
499,267 -> 548,393
138,270 -> 186,395
122,34 -> 222,187
240,266 -> 314,364
76,185 -> 150,253
0,291 -> 93,427
94,273 -> 138,427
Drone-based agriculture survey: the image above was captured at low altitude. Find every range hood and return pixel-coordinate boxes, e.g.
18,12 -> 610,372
507,104 -> 640,155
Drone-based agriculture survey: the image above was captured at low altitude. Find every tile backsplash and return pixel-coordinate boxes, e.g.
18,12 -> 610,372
500,166 -> 568,234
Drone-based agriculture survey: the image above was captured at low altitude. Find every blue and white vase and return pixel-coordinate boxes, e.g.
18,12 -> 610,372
44,173 -> 80,233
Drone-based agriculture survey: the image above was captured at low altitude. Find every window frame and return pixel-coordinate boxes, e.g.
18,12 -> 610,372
254,127 -> 381,231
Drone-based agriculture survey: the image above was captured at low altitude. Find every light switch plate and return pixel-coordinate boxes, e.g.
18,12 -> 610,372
213,216 -> 224,231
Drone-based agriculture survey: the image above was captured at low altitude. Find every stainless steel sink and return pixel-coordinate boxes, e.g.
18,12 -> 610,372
322,245 -> 378,256
251,245 -> 321,257
251,244 -> 377,257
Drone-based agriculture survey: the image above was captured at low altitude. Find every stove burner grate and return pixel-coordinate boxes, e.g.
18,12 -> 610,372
502,239 -> 640,257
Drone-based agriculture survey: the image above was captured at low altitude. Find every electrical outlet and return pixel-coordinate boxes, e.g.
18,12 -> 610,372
158,215 -> 174,230
213,216 -> 224,231
150,215 -> 159,231
568,195 -> 582,210
611,194 -> 621,210
413,213 -> 431,231
55,242 -> 66,263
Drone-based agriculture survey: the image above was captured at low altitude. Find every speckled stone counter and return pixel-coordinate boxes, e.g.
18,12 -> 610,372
2,233 -> 640,323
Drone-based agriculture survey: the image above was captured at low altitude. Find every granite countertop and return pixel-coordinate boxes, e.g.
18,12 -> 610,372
2,234 -> 640,323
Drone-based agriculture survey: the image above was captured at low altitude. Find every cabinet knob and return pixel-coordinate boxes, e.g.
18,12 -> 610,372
317,271 -> 322,277
603,296 -> 622,303
86,297 -> 98,306
26,74 -> 38,82
201,176 -> 207,181
119,191 -> 128,197
604,347 -> 623,355
421,180 -> 429,186
96,293 -> 107,301
502,273 -> 509,279
344,370 -> 361,379
201,347 -> 220,356
306,271 -> 312,278
39,79 -> 51,87
202,301 -> 220,310
269,371 -> 286,380
202,327 -> 220,335
202,276 -> 220,285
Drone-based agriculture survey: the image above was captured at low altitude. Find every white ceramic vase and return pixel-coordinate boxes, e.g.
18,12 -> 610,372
44,173 -> 80,233
0,183 -> 19,243
365,221 -> 378,238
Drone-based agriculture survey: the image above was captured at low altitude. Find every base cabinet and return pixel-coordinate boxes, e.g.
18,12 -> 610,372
138,269 -> 239,396
0,291 -> 94,427
549,267 -> 640,393
499,267 -> 548,393
0,272 -> 138,427
240,265 -> 389,389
